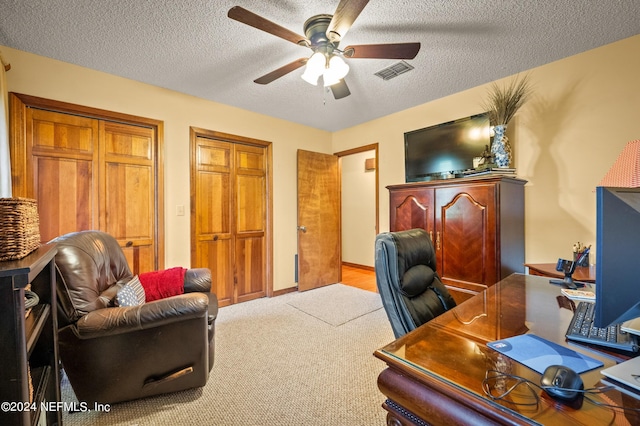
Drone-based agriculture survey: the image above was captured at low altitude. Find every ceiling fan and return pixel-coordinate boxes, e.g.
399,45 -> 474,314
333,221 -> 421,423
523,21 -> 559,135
228,0 -> 421,99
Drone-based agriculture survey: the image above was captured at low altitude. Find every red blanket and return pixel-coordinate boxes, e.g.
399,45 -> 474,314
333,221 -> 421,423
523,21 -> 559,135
139,267 -> 186,302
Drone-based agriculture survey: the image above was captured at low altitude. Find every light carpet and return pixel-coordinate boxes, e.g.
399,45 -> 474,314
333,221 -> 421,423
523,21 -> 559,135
61,284 -> 394,425
287,283 -> 383,326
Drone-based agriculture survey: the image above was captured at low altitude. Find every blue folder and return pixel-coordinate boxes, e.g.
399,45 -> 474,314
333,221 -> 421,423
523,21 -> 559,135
487,334 -> 604,374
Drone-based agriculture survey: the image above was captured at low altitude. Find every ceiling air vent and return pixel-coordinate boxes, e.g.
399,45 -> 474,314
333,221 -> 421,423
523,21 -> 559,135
374,61 -> 414,80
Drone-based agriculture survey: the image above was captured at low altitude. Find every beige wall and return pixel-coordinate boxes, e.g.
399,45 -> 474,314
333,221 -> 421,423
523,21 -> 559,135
332,34 -> 640,264
1,45 -> 332,291
3,34 -> 639,290
341,149 -> 376,267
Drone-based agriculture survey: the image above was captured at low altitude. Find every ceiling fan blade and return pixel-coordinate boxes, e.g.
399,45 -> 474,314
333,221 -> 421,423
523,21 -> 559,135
326,0 -> 370,44
254,58 -> 308,85
343,42 -> 421,59
330,79 -> 351,99
228,6 -> 309,46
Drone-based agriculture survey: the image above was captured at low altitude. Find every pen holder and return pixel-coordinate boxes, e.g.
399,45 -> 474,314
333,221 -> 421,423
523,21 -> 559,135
573,252 -> 589,267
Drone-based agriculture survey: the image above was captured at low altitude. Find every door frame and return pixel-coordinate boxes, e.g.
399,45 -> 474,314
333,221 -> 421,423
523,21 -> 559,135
334,143 -> 379,267
189,127 -> 274,298
9,92 -> 165,269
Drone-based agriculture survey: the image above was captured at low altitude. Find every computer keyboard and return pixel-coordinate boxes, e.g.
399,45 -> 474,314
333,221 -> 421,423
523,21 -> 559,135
566,301 -> 639,352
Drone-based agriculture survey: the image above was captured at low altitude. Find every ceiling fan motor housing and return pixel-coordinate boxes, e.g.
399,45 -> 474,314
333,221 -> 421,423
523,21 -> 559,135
303,14 -> 339,51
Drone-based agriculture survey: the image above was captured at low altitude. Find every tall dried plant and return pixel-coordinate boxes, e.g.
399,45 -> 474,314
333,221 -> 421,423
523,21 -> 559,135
482,74 -> 532,125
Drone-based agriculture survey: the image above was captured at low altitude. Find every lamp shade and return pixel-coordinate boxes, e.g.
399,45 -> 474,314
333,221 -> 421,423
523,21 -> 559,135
599,139 -> 640,187
323,56 -> 349,87
301,52 -> 326,85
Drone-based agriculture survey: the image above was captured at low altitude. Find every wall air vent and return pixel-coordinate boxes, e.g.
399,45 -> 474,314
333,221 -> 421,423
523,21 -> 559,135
374,61 -> 414,80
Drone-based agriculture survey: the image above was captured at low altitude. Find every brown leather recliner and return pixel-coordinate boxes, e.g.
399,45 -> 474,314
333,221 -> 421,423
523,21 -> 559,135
52,230 -> 218,404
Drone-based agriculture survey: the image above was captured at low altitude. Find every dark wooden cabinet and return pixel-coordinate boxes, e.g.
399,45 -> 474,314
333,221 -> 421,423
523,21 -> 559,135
0,244 -> 61,426
388,176 -> 526,303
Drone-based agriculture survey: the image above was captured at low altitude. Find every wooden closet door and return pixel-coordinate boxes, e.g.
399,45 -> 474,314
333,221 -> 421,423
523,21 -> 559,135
193,137 -> 234,306
191,131 -> 268,307
101,121 -> 156,273
10,94 -> 164,272
26,108 -> 99,242
234,144 -> 266,303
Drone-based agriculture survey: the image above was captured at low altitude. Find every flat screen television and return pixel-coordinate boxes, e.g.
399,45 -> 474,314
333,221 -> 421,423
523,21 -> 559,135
404,113 -> 491,182
594,186 -> 640,328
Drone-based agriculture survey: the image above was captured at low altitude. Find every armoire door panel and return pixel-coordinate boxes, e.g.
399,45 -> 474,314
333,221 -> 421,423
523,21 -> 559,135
35,156 -> 95,241
30,109 -> 96,154
436,185 -> 497,286
440,194 -> 487,284
391,191 -> 434,232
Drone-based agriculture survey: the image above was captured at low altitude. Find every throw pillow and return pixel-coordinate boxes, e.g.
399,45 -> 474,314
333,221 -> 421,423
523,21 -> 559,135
115,275 -> 146,307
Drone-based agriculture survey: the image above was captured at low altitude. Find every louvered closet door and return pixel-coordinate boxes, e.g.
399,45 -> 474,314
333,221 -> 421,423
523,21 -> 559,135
101,121 -> 156,273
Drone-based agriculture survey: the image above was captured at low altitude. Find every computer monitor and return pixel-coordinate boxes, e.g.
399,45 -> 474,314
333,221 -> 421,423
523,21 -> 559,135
594,186 -> 640,328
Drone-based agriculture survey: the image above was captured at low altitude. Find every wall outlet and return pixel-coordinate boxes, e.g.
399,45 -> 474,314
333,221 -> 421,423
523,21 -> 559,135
176,205 -> 185,216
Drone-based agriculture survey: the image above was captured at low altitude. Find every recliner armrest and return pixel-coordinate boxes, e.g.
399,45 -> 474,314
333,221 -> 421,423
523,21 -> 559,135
71,293 -> 209,339
184,268 -> 211,293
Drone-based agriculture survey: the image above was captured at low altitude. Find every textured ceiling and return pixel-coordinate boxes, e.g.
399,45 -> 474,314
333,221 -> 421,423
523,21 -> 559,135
1,1 -> 639,132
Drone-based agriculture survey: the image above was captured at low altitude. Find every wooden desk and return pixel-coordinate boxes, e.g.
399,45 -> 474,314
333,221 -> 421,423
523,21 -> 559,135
526,263 -> 596,283
374,274 -> 640,425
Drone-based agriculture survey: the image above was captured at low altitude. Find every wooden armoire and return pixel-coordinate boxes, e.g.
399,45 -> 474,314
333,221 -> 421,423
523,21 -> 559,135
388,176 -> 526,304
9,93 -> 164,273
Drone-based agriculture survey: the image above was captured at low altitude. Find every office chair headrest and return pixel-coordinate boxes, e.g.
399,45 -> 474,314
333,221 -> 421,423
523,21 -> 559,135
392,228 -> 438,298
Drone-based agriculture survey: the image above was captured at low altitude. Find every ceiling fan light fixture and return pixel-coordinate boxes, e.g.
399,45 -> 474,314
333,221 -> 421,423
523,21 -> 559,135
330,55 -> 349,77
322,55 -> 349,87
301,51 -> 326,85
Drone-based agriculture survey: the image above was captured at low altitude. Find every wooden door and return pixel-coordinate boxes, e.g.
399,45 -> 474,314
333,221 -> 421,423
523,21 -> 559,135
234,144 -> 267,303
25,108 -> 99,241
101,121 -> 156,273
10,94 -> 164,273
435,184 -> 497,296
297,150 -> 340,291
191,130 -> 268,307
193,137 -> 234,306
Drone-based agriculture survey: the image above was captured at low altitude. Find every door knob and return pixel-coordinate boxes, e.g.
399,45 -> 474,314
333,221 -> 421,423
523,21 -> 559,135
126,241 -> 133,247
297,226 -> 307,233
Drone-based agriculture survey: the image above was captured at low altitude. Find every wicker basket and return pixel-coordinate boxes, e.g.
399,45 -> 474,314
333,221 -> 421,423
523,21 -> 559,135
0,198 -> 41,261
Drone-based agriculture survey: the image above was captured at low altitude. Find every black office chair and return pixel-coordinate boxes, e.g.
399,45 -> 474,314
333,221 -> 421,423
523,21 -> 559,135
375,228 -> 456,338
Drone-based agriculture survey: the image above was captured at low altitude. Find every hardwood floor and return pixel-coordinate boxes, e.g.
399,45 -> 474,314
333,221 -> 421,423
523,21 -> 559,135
341,264 -> 377,293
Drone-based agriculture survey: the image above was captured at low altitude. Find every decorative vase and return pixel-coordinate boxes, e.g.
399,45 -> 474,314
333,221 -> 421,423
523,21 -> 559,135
491,124 -> 512,168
